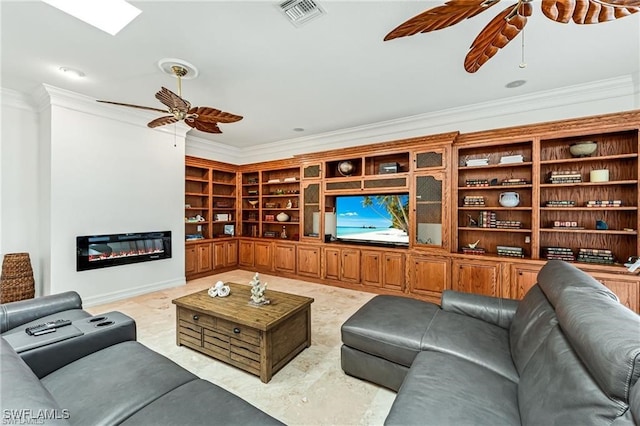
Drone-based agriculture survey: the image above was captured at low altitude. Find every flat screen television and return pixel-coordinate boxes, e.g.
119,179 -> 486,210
335,194 -> 409,247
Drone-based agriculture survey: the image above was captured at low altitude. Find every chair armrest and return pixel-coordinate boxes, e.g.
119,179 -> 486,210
440,290 -> 519,329
0,291 -> 83,333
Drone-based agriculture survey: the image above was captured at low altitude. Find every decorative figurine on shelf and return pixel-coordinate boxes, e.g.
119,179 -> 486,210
249,273 -> 270,306
468,240 -> 480,249
467,214 -> 478,227
286,199 -> 292,209
281,226 -> 288,239
208,281 -> 231,298
596,219 -> 608,230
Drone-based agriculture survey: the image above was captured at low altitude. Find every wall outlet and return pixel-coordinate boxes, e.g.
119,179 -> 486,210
525,236 -> 531,243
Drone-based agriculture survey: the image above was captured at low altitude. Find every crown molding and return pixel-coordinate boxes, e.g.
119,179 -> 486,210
33,84 -> 190,138
233,75 -> 637,164
185,134 -> 244,164
0,88 -> 36,111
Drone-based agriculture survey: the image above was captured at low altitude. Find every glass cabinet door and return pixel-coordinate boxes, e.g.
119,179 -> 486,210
302,182 -> 321,241
415,174 -> 445,248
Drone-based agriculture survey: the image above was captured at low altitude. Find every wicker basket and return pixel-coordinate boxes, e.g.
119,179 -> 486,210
1,253 -> 35,303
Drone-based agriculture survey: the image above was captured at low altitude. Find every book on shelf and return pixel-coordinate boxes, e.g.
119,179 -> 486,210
545,200 -> 575,207
499,154 -> 524,164
542,247 -> 576,261
497,245 -> 524,258
461,247 -> 486,255
546,170 -> 582,184
586,200 -> 622,207
577,248 -> 615,264
495,220 -> 522,229
477,211 -> 497,228
465,179 -> 489,187
465,158 -> 489,167
463,195 -> 485,206
501,178 -> 528,186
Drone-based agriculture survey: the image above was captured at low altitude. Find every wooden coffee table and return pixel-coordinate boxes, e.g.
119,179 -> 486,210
172,283 -> 314,383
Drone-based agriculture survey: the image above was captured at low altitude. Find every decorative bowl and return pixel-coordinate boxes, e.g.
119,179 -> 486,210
338,161 -> 355,176
569,141 -> 597,157
276,212 -> 290,222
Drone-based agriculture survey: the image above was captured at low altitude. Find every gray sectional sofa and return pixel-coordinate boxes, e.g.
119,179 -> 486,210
341,260 -> 640,425
1,292 -> 282,425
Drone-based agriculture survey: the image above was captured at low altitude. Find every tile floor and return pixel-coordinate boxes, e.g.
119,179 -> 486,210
87,270 -> 396,425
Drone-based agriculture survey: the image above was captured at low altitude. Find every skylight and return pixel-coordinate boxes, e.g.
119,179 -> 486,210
42,0 -> 141,36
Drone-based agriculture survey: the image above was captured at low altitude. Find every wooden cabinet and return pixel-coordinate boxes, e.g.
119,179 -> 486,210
452,258 -> 501,297
361,250 -> 382,288
323,247 -> 360,283
274,243 -> 296,273
410,255 -> 450,299
255,241 -> 273,270
383,252 -> 405,291
213,240 -> 238,269
509,263 -> 542,300
590,272 -> 640,313
238,239 -> 254,267
185,242 -> 213,279
297,245 -> 321,278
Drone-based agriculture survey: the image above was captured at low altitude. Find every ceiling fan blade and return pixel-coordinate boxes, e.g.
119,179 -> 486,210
188,106 -> 243,124
464,1 -> 532,73
384,0 -> 501,41
185,119 -> 223,134
96,100 -> 168,114
155,87 -> 190,112
147,115 -> 180,128
542,0 -> 639,24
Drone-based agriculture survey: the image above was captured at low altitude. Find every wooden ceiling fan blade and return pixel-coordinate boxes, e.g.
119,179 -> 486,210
384,0 -> 501,41
147,115 -> 180,128
464,1 -> 532,73
188,106 -> 243,124
96,100 -> 168,114
542,0 -> 639,24
186,119 -> 223,134
155,87 -> 190,112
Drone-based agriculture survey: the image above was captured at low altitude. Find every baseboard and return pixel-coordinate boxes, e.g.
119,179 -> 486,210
82,277 -> 186,307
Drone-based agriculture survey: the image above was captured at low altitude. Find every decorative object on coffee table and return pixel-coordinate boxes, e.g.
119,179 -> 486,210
1,252 -> 35,303
249,273 -> 270,306
208,281 -> 231,298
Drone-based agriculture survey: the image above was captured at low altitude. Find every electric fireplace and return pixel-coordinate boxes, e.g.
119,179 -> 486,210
76,231 -> 172,271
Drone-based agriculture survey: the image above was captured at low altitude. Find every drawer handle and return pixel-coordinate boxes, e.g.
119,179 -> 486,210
233,327 -> 241,334
193,315 -> 199,321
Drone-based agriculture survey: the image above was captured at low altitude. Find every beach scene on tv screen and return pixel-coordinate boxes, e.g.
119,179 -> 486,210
336,194 -> 409,244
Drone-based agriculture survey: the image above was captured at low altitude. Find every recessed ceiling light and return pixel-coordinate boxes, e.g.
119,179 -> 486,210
506,80 -> 526,89
59,67 -> 86,79
293,128 -> 305,132
42,0 -> 141,36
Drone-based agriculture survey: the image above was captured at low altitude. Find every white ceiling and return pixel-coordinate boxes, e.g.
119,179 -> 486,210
2,1 -> 639,149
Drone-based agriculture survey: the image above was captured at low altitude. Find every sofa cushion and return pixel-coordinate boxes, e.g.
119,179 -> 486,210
421,309 -> 518,382
631,383 -> 640,424
341,345 -> 410,392
41,341 -> 198,426
385,350 -> 520,426
509,285 -> 558,374
0,338 -> 70,425
120,379 -> 283,425
341,295 -> 440,367
537,260 -> 618,307
557,286 -> 640,405
518,326 -> 628,426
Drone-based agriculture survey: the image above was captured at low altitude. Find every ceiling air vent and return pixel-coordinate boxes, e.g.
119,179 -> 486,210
278,0 -> 325,27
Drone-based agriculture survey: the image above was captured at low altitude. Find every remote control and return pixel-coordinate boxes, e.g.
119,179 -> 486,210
25,319 -> 72,336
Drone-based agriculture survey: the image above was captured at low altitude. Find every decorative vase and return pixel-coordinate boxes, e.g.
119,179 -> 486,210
337,161 -> 355,176
499,192 -> 520,208
276,212 -> 290,222
1,253 -> 35,303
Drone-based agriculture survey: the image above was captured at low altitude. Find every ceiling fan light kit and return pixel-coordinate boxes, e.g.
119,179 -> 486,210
384,0 -> 640,73
97,59 -> 242,134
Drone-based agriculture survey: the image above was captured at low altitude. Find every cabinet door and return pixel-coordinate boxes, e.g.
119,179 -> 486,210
509,263 -> 541,300
274,243 -> 296,273
383,252 -> 405,291
341,249 -> 361,283
361,250 -> 382,288
415,173 -> 447,250
324,248 -> 340,280
410,255 -> 450,297
197,243 -> 213,273
255,241 -> 273,270
591,273 -> 640,313
298,245 -> 320,278
225,240 -> 238,266
239,240 -> 254,267
213,242 -> 226,269
185,246 -> 197,276
452,259 -> 501,297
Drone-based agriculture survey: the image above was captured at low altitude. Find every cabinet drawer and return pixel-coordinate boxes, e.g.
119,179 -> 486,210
203,329 -> 231,356
178,320 -> 202,346
178,307 -> 216,329
216,318 -> 260,346
231,338 -> 260,362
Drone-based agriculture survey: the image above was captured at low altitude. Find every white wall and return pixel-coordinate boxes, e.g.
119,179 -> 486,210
0,90 -> 42,292
1,86 -> 188,306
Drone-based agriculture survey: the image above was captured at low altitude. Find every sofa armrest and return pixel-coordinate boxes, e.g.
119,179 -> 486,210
0,291 -> 83,333
440,290 -> 519,329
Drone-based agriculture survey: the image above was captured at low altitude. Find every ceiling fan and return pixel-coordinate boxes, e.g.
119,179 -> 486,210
97,65 -> 242,133
384,0 -> 640,73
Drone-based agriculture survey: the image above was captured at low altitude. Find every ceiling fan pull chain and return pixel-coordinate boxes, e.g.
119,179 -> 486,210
519,29 -> 527,69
